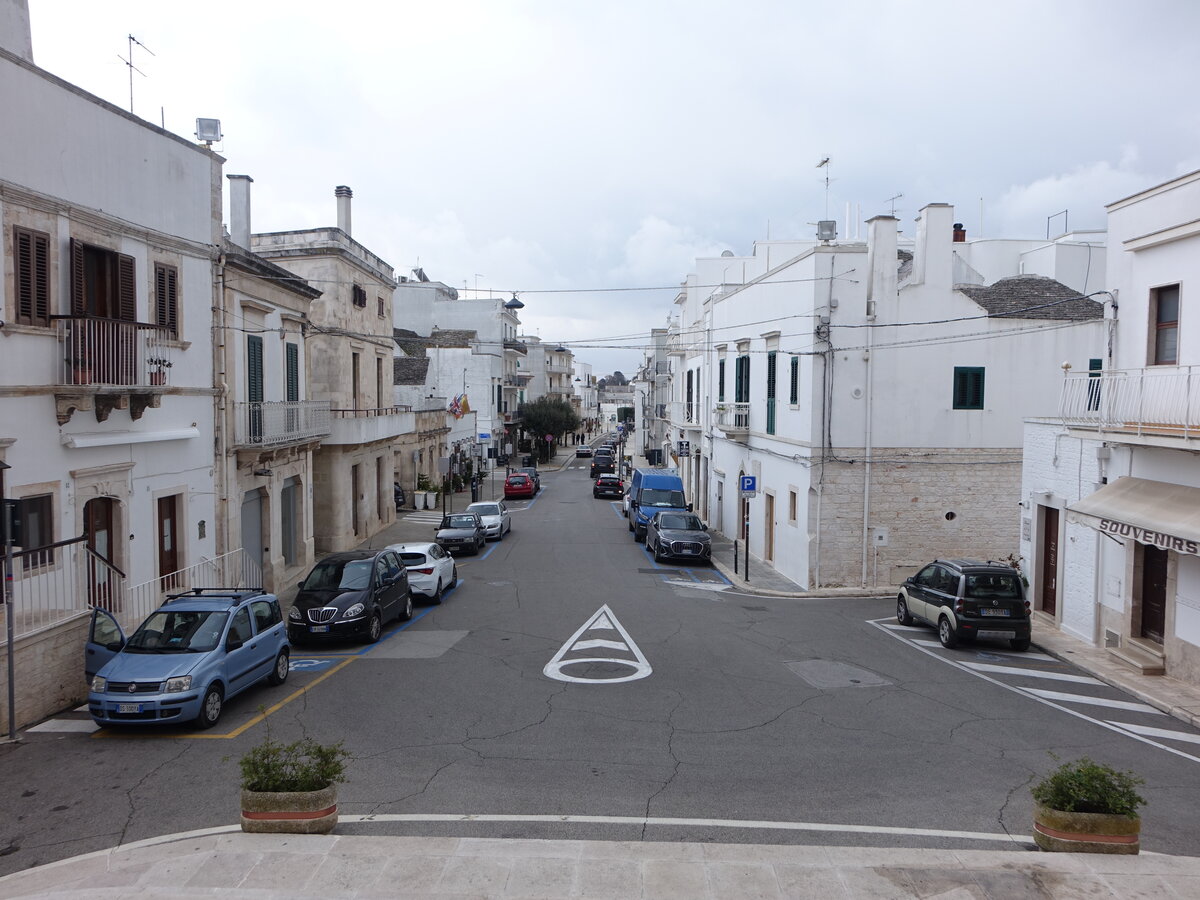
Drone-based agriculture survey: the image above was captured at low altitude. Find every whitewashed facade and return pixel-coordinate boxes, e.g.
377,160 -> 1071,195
1021,169 -> 1200,687
666,207 -> 1107,589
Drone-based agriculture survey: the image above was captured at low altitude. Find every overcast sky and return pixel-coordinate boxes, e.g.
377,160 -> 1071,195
26,0 -> 1200,376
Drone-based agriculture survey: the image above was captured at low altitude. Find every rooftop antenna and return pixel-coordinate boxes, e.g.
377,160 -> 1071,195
816,157 -> 831,219
118,34 -> 154,115
885,192 -> 904,216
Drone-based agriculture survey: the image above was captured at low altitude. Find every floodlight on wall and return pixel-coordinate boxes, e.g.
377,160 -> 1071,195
195,118 -> 223,145
504,292 -> 525,310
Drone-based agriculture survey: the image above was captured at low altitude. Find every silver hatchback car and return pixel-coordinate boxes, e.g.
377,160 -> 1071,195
465,501 -> 512,540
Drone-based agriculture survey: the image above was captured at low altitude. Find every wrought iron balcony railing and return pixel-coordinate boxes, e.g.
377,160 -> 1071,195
714,401 -> 751,433
1060,366 -> 1200,439
55,316 -> 175,387
233,400 -> 332,448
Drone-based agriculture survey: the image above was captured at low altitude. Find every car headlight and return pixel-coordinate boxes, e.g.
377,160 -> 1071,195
91,676 -> 107,693
288,607 -> 302,621
165,676 -> 192,693
343,603 -> 365,618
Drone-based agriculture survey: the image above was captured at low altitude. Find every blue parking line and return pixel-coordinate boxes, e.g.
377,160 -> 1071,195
609,501 -> 624,518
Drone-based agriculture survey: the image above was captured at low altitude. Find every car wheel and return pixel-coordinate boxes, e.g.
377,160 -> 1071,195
431,580 -> 444,605
635,529 -> 644,543
196,684 -> 223,729
400,592 -> 413,622
937,616 -> 959,649
1010,637 -> 1031,652
267,649 -> 290,686
497,528 -> 503,542
653,539 -> 664,562
450,565 -> 458,589
628,517 -> 633,532
365,611 -> 382,644
896,595 -> 914,626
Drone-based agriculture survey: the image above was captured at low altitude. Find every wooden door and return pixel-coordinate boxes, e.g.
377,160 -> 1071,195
1040,507 -> 1058,616
84,497 -> 116,610
157,495 -> 180,590
1140,545 -> 1168,643
764,493 -> 775,563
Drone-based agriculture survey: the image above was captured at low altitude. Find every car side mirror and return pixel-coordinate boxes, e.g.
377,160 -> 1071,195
687,503 -> 694,512
702,523 -> 708,531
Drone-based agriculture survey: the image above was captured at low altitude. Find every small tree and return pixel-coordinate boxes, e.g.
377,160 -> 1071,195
520,397 -> 580,460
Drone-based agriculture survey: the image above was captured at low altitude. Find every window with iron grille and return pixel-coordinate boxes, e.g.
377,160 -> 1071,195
952,366 -> 985,410
789,356 -> 799,405
18,494 -> 55,569
352,284 -> 367,307
1087,357 -> 1102,411
13,227 -> 50,326
154,263 -> 179,337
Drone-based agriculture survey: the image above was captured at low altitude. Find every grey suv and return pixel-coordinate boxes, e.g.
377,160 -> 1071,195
897,558 -> 1031,651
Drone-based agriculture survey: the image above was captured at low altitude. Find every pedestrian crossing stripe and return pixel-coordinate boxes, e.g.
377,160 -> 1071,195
544,604 -> 652,684
1025,688 -> 1163,714
1111,721 -> 1200,745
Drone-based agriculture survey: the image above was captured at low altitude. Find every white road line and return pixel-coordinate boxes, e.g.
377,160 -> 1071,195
1110,721 -> 1200,745
1024,688 -> 1163,714
571,639 -> 630,652
912,639 -> 1056,661
342,813 -> 1030,844
961,662 -> 1103,684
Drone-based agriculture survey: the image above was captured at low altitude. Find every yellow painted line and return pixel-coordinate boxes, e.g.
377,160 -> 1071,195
92,657 -> 358,741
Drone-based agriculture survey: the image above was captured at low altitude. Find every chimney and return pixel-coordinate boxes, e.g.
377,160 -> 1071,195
335,185 -> 353,235
912,203 -> 955,290
866,215 -> 899,307
0,0 -> 35,63
953,222 -> 967,242
227,174 -> 253,249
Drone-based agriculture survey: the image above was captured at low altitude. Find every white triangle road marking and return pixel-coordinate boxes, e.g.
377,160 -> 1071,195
544,604 -> 652,684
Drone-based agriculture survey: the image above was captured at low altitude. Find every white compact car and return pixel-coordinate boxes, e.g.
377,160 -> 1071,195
388,542 -> 457,603
465,501 -> 512,540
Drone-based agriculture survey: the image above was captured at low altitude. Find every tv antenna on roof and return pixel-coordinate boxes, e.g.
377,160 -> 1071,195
885,193 -> 904,216
816,157 -> 832,219
118,34 -> 154,116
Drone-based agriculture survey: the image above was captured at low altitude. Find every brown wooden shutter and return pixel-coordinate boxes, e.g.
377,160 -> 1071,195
117,254 -> 136,322
14,228 -> 50,326
155,263 -> 178,336
70,237 -> 86,315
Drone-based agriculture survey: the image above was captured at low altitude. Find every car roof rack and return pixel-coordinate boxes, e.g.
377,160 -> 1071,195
162,587 -> 266,605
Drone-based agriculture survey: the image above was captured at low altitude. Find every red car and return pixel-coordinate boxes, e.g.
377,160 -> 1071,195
504,473 -> 535,499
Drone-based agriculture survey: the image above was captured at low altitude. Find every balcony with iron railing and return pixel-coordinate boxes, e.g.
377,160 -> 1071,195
546,362 -> 571,375
323,405 -> 413,445
54,316 -> 177,387
232,400 -> 331,449
504,339 -> 528,355
714,401 -> 751,436
1060,366 -> 1200,441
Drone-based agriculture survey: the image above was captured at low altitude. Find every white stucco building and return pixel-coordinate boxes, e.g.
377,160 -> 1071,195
665,206 -> 1108,590
1021,169 -> 1200,687
0,12 -> 224,728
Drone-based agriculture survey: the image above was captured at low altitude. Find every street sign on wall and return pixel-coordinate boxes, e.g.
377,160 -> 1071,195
739,475 -> 757,496
678,440 -> 690,456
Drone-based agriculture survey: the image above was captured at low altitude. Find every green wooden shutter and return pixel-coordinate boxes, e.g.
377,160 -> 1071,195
286,343 -> 299,402
247,335 -> 264,402
789,356 -> 799,405
155,264 -> 178,336
718,359 -> 725,402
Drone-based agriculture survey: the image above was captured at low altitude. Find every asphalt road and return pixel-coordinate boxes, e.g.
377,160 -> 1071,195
3,461 -> 1200,875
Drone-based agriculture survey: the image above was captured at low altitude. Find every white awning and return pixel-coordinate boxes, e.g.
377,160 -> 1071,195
1067,476 -> 1200,557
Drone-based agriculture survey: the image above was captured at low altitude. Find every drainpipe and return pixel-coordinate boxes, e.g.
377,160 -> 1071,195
861,336 -> 873,588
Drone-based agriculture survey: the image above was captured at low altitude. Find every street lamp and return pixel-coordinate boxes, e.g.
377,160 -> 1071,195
504,292 -> 524,310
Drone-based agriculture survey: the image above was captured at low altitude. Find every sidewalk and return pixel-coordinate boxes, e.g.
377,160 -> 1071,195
2,829 -> 1198,898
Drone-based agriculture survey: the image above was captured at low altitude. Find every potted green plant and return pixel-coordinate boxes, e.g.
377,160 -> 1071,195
1031,756 -> 1145,854
238,733 -> 350,834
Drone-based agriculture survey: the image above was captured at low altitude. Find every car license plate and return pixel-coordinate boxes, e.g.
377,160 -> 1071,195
979,608 -> 1011,616
310,625 -> 329,633
977,629 -> 1014,639
117,703 -> 142,714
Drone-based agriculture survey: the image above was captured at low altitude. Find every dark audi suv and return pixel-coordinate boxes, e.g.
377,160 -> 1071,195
897,558 -> 1031,651
289,549 -> 413,645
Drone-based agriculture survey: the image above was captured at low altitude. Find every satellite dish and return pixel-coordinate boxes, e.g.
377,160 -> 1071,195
721,250 -> 735,257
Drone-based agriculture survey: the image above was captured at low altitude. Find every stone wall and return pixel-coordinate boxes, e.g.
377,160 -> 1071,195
816,447 -> 1022,588
0,614 -> 90,733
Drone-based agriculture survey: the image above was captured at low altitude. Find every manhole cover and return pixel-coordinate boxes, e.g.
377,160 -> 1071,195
785,659 -> 891,689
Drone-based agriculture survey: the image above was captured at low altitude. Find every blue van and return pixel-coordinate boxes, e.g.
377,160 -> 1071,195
627,468 -> 689,541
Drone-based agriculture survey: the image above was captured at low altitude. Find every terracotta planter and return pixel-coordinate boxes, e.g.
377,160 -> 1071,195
240,784 -> 338,834
1033,802 -> 1140,854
